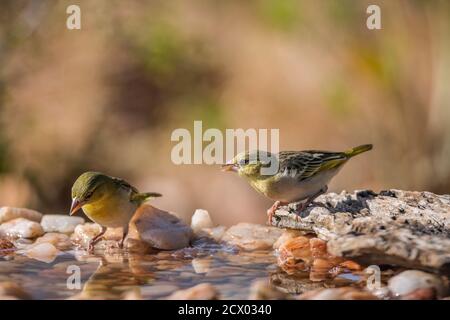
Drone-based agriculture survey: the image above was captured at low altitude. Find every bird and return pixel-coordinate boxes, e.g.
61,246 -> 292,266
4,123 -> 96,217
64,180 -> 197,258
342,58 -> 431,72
222,144 -> 372,223
69,171 -> 162,251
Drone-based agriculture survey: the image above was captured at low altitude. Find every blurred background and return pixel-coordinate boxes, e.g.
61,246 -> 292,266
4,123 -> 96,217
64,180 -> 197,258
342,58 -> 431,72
0,0 -> 449,225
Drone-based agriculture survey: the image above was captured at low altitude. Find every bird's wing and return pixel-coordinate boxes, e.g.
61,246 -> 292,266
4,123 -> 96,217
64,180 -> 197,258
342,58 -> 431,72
278,150 -> 348,181
112,177 -> 139,194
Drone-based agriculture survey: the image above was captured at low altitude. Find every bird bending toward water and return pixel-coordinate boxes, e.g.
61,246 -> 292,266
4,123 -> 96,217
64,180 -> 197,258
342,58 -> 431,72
70,172 -> 162,251
222,144 -> 373,223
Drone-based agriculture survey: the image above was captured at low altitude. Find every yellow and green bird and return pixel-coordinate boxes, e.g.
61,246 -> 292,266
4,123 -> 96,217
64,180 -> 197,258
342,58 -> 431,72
70,172 -> 162,251
222,144 -> 373,223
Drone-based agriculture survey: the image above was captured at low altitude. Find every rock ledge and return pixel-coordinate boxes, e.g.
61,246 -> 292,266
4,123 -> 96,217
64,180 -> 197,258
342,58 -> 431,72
271,189 -> 450,274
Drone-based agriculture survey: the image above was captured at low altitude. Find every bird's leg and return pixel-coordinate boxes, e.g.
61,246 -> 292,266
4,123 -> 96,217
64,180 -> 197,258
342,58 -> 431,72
88,226 -> 107,252
119,227 -> 128,249
295,186 -> 328,215
267,201 -> 288,225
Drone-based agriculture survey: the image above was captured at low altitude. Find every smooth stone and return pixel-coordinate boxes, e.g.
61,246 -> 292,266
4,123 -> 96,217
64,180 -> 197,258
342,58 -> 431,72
129,205 -> 193,250
0,218 -> 44,238
34,233 -> 73,251
140,284 -> 179,296
71,223 -> 103,247
166,283 -> 218,300
273,229 -> 305,250
248,279 -> 291,300
122,288 -> 142,300
41,214 -> 85,234
222,223 -> 283,251
24,243 -> 60,263
0,207 -> 42,224
199,226 -> 227,242
191,209 -> 214,233
297,287 -> 378,300
388,270 -> 448,299
0,281 -> 31,299
192,257 -> 212,274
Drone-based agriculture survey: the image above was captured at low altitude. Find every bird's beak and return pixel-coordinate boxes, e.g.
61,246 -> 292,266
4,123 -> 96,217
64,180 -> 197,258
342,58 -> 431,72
221,161 -> 238,172
69,198 -> 84,216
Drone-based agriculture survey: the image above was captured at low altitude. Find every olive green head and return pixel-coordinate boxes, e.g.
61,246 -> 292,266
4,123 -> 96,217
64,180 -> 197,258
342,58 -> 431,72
70,172 -> 112,215
222,150 -> 274,178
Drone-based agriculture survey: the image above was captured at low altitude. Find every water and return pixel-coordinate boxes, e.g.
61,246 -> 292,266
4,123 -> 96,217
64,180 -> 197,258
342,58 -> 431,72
0,239 -> 363,300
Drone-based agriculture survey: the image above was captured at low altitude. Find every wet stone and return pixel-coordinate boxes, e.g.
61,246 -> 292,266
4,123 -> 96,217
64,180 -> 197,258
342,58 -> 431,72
272,190 -> 450,273
388,270 -> 449,299
0,281 -> 31,299
222,223 -> 283,251
34,233 -> 72,251
41,214 -> 85,234
248,279 -> 291,300
166,283 -> 218,300
129,205 -> 193,250
24,243 -> 60,263
0,218 -> 44,239
296,287 -> 378,300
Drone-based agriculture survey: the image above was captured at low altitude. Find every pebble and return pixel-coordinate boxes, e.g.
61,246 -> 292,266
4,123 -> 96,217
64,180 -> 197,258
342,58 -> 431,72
0,238 -> 15,255
199,226 -> 227,242
129,205 -> 193,250
0,281 -> 31,299
71,223 -> 103,247
122,288 -> 142,300
297,287 -> 378,300
222,223 -> 283,251
140,284 -> 179,296
0,207 -> 42,224
273,229 -> 305,249
0,218 -> 44,238
166,283 -> 218,300
192,257 -> 212,274
24,243 -> 60,263
191,209 -> 214,233
248,279 -> 291,300
34,233 -> 73,251
41,214 -> 85,234
388,270 -> 448,299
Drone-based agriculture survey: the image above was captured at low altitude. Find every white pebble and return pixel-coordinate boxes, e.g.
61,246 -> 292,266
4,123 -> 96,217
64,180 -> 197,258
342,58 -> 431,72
191,209 -> 214,233
41,214 -> 84,234
388,270 -> 447,298
25,243 -> 60,263
0,218 -> 44,238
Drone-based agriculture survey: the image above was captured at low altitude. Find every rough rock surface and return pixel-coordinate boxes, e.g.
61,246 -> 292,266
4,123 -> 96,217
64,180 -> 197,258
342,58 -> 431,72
271,189 -> 450,274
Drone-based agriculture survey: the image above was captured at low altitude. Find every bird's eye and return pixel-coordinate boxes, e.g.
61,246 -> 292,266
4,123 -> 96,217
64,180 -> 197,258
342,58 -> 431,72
238,158 -> 249,166
85,191 -> 94,199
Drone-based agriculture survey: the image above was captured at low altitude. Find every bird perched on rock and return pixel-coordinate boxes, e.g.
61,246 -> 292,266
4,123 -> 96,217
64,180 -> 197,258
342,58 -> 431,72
70,171 -> 162,251
222,144 -> 372,223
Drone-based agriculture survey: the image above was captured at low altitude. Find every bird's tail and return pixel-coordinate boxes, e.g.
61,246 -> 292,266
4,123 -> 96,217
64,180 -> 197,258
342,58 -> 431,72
344,144 -> 373,158
132,192 -> 162,204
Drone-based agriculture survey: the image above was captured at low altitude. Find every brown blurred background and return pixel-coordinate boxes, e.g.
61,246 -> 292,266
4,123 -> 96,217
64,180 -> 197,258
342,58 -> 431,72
0,0 -> 449,225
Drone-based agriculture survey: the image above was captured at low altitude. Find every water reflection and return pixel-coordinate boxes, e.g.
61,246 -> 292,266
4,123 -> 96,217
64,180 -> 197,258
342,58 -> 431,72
1,239 -> 364,299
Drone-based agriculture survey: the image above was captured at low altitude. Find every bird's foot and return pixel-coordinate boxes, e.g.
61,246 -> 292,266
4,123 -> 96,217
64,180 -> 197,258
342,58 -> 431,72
294,202 -> 308,217
267,201 -> 286,225
88,241 -> 95,253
